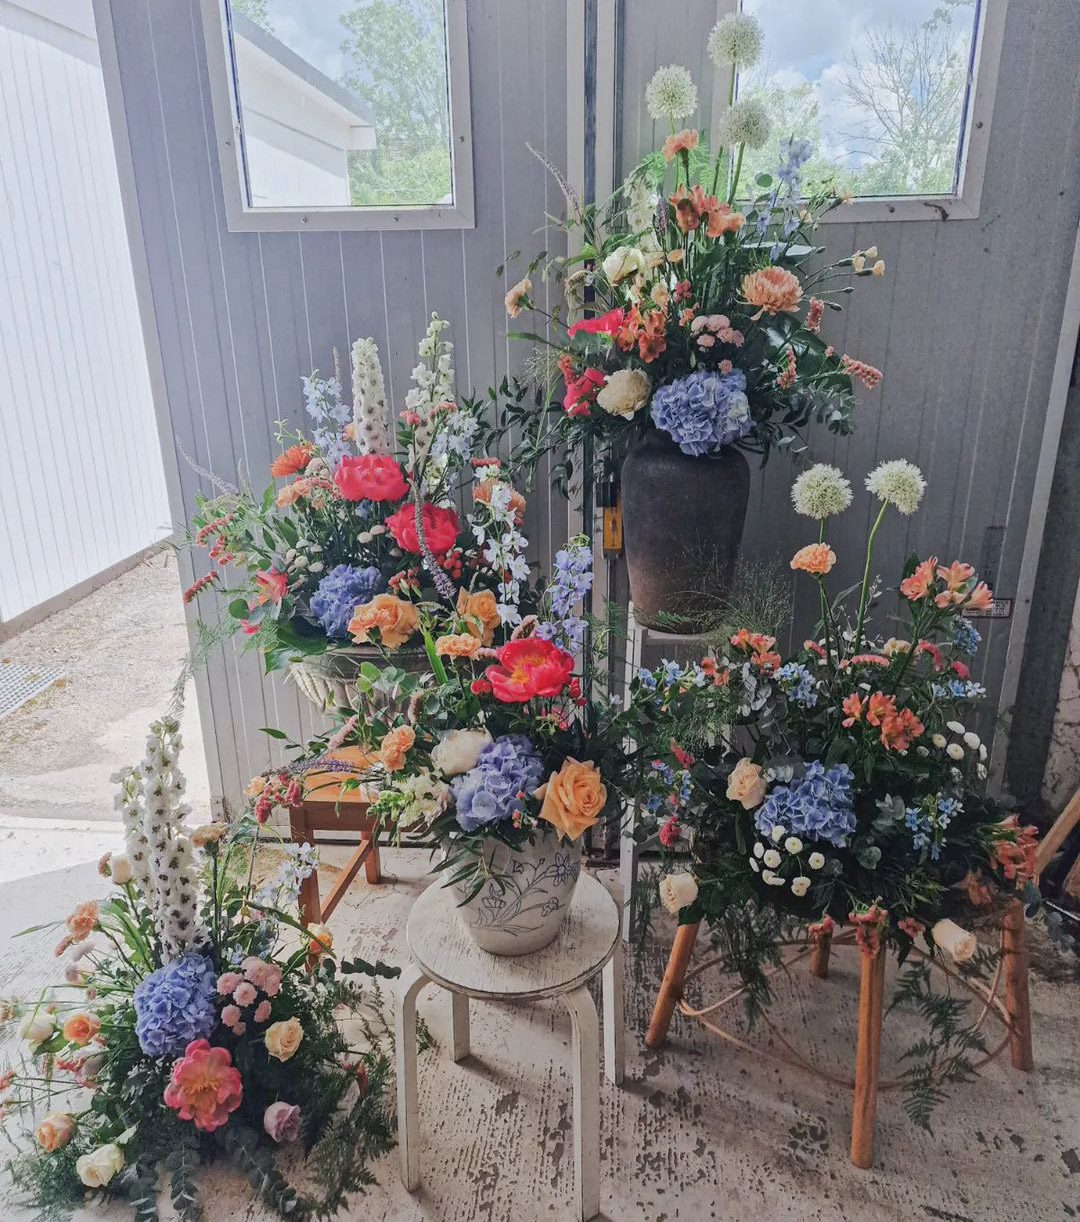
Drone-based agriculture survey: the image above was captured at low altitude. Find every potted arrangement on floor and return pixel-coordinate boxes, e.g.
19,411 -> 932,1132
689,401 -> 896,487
502,11 -> 886,632
186,314 -> 501,712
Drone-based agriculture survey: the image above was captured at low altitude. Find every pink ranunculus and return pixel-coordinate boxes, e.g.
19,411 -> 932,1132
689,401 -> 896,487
163,1040 -> 243,1132
263,1101 -> 301,1143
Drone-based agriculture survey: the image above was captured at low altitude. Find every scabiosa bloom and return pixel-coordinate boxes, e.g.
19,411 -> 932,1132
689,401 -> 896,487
133,953 -> 217,1058
453,735 -> 544,832
309,564 -> 386,639
774,662 -> 819,708
951,616 -> 981,656
866,459 -> 926,515
707,11 -> 763,67
650,368 -> 752,456
644,64 -> 698,121
791,464 -> 852,520
754,762 -> 856,848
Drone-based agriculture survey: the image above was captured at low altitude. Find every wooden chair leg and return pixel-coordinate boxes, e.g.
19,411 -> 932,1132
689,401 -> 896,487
645,920 -> 700,1049
1002,898 -> 1034,1071
364,832 -> 383,884
809,931 -> 832,979
850,941 -> 886,1168
289,807 -> 321,926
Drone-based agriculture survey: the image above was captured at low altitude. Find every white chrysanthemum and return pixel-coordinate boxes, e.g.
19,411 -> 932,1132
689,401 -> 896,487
791,464 -> 853,520
716,97 -> 772,150
707,12 -> 763,68
645,64 -> 698,121
865,459 -> 926,515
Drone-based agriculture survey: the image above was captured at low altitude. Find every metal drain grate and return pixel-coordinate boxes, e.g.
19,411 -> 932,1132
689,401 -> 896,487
0,660 -> 65,720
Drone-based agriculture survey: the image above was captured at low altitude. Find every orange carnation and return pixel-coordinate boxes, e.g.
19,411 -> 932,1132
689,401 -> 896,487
741,266 -> 803,319
66,902 -> 98,943
661,128 -> 699,161
348,594 -> 420,649
456,587 -> 500,645
536,758 -> 607,841
379,725 -> 416,772
435,633 -> 482,659
790,542 -> 836,575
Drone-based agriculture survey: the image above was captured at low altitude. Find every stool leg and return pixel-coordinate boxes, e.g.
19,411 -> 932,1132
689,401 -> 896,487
450,992 -> 470,1062
1002,898 -> 1034,1071
810,931 -> 832,980
289,807 -> 320,925
603,944 -> 625,1085
563,986 -> 601,1222
395,964 -> 429,1191
645,920 -> 700,1049
364,831 -> 382,884
850,942 -> 886,1169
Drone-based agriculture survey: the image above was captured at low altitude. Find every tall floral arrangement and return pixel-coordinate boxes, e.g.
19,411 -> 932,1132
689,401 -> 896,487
1,717 -> 397,1220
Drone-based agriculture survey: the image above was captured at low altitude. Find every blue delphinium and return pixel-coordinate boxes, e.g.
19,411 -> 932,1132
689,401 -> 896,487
755,761 -> 856,848
302,373 -> 352,464
951,616 -> 981,656
536,539 -> 593,651
650,369 -> 753,456
453,734 -> 544,832
133,952 -> 217,1057
774,662 -> 818,708
309,564 -> 386,638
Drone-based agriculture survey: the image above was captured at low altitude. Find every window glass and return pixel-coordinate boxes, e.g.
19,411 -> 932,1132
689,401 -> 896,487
228,0 -> 453,209
735,0 -> 981,197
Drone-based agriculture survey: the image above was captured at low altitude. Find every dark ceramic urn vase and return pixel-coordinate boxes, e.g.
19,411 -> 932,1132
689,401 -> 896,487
620,427 -> 751,633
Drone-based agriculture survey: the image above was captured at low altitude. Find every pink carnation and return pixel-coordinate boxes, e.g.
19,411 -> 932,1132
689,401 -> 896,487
217,972 -> 241,996
233,982 -> 257,1007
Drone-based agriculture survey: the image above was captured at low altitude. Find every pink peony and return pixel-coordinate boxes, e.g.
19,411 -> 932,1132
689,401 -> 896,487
164,1040 -> 243,1132
263,1101 -> 301,1143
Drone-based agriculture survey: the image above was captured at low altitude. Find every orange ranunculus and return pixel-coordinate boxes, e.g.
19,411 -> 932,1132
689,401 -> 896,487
741,266 -> 803,318
879,708 -> 924,751
436,633 -> 482,659
62,1012 -> 100,1047
485,637 -> 575,702
348,594 -> 420,649
66,902 -> 98,943
865,691 -> 896,727
536,758 -> 607,841
661,128 -> 699,161
378,725 -> 416,772
790,542 -> 837,575
269,442 -> 313,477
473,477 -> 526,525
456,587 -> 500,645
899,556 -> 938,601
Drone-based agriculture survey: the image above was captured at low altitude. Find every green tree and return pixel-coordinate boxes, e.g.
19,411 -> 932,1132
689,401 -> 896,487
338,0 -> 452,207
230,0 -> 274,35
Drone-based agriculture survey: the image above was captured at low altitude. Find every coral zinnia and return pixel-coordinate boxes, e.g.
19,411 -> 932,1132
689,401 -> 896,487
163,1039 -> 243,1132
384,502 -> 459,554
485,637 -> 575,702
269,442 -> 312,477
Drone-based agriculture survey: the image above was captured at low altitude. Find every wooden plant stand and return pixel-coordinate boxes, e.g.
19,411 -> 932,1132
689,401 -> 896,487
645,905 -> 1033,1168
288,747 -> 383,927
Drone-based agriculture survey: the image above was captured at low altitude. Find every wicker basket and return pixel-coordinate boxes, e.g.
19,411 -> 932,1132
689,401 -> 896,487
289,644 -> 428,714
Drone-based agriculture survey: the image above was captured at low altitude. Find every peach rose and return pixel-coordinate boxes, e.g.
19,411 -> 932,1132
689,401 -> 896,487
379,725 -> 416,772
790,543 -> 837,575
35,1112 -> 75,1152
265,1017 -> 303,1062
62,1012 -> 100,1047
726,758 -> 766,809
435,633 -> 482,659
456,587 -> 500,645
65,902 -> 98,943
348,593 -> 420,649
536,758 -> 607,842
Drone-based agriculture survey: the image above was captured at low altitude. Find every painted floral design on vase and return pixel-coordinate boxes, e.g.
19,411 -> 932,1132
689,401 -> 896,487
448,830 -> 582,955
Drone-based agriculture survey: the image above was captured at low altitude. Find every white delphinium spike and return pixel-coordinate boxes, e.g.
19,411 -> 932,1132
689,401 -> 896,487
350,337 -> 391,455
112,765 -> 151,894
405,314 -> 455,467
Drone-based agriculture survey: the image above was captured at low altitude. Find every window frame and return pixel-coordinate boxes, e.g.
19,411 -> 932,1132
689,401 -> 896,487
199,0 -> 475,232
722,0 -> 1008,224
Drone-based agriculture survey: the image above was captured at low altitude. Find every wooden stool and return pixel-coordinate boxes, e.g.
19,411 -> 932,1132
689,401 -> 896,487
289,746 -> 382,926
645,905 -> 1033,1168
396,874 -> 625,1220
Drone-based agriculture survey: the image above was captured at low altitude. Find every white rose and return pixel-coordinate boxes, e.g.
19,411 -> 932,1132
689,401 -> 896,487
109,853 -> 133,885
659,872 -> 698,914
20,1010 -> 56,1044
596,369 -> 650,418
790,876 -> 811,897
601,245 -> 646,284
932,918 -> 977,963
431,729 -> 493,778
76,1142 -> 124,1188
808,852 -> 825,870
784,836 -> 803,855
763,849 -> 781,869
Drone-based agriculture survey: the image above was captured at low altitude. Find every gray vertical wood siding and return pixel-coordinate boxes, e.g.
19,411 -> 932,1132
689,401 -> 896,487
97,0 -> 568,811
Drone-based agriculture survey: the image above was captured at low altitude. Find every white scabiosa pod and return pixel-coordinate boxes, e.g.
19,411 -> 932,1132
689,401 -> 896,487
350,337 -> 391,455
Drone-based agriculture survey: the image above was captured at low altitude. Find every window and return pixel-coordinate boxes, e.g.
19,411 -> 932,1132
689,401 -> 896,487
201,0 -> 474,230
732,0 -> 1003,220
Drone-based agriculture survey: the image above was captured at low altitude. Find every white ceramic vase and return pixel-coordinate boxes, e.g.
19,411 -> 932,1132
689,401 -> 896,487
448,830 -> 582,955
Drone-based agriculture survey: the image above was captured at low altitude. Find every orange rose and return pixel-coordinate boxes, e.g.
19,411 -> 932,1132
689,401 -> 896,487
435,633 -> 482,659
456,588 -> 500,645
348,594 -> 420,649
790,543 -> 837,575
536,758 -> 607,842
65,902 -> 98,943
62,1012 -> 100,1046
726,758 -> 766,809
379,725 -> 416,772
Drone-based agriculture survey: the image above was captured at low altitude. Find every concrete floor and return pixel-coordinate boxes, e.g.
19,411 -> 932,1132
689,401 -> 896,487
1,848 -> 1077,1221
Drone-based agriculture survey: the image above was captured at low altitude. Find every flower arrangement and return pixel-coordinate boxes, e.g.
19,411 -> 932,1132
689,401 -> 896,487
503,12 -> 885,476
1,716 -> 397,1220
186,315 -> 507,673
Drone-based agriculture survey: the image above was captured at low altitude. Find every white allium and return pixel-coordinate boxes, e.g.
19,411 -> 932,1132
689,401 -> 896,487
645,64 -> 698,121
865,459 -> 926,515
791,463 -> 853,520
707,12 -> 764,68
350,337 -> 391,455
597,368 -> 650,418
716,97 -> 772,149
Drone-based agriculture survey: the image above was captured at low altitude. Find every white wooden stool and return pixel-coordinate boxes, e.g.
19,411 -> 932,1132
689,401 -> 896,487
395,872 -> 625,1221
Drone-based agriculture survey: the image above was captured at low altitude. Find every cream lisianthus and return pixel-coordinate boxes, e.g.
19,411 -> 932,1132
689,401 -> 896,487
659,872 -> 698,914
596,369 -> 650,418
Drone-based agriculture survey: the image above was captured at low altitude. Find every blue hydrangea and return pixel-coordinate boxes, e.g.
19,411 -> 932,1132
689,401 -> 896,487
775,662 -> 818,707
453,734 -> 544,832
133,952 -> 218,1058
951,617 -> 981,656
650,369 -> 753,456
754,762 -> 856,848
309,564 -> 386,638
